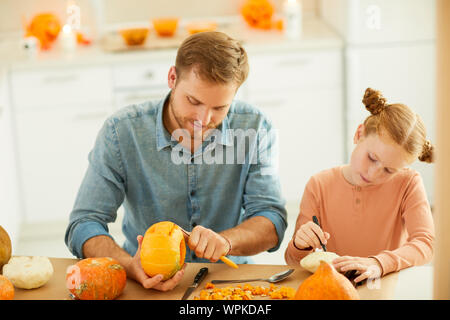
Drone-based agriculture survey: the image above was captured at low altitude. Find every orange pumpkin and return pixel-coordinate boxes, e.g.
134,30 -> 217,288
140,221 -> 186,281
0,225 -> 12,271
241,0 -> 275,30
294,261 -> 360,300
66,257 -> 126,300
25,13 -> 61,50
0,275 -> 14,300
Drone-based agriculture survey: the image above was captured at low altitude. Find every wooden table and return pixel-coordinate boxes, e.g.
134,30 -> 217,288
12,257 -> 402,300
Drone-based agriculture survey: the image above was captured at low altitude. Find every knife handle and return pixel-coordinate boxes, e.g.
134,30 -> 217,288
194,267 -> 208,284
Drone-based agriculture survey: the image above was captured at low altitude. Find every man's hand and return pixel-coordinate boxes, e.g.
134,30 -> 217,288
124,235 -> 186,291
187,225 -> 231,262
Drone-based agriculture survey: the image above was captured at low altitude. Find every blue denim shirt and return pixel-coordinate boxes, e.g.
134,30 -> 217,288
64,92 -> 287,264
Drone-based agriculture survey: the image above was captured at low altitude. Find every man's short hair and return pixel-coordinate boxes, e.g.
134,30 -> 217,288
175,31 -> 249,88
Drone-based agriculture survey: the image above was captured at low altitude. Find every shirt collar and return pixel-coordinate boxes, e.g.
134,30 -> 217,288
156,93 -> 172,151
156,92 -> 234,151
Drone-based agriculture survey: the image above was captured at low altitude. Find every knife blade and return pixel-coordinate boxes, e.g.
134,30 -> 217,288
179,226 -> 238,269
181,267 -> 208,300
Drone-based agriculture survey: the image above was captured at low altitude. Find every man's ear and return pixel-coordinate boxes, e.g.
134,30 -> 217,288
354,124 -> 365,144
168,66 -> 177,89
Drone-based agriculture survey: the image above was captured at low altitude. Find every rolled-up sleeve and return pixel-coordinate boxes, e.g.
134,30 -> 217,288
242,120 -> 287,252
64,118 -> 126,258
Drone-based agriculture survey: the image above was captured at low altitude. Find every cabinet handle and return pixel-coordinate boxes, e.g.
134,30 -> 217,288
42,74 -> 78,84
278,58 -> 310,67
143,71 -> 154,79
121,93 -> 164,102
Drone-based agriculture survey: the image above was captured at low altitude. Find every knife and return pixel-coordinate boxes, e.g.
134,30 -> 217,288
312,215 -> 327,252
181,267 -> 208,300
179,227 -> 238,269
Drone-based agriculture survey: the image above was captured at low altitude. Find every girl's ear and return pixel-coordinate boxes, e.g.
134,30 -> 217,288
168,66 -> 177,89
354,124 -> 365,144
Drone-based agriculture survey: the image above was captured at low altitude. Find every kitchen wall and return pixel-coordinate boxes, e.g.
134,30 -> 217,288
0,0 -> 317,34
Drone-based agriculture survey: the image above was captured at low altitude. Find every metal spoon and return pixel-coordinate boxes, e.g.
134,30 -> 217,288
210,269 -> 295,284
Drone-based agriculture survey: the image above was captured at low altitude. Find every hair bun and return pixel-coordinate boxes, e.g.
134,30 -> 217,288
419,140 -> 434,163
363,88 -> 387,115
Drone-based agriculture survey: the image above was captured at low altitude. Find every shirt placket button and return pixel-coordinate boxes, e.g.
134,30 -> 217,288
356,186 -> 362,207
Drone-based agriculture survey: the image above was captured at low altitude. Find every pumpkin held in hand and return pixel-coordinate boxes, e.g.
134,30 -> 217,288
294,261 -> 360,300
140,221 -> 186,281
0,275 -> 14,300
66,257 -> 126,300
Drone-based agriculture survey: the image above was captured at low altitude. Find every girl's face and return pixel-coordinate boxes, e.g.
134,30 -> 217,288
346,124 -> 413,187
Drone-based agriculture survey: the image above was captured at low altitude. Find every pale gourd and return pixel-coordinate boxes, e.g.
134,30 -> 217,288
3,256 -> 53,289
300,251 -> 340,273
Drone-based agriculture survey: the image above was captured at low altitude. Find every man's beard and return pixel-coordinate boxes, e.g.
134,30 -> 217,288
168,93 -> 218,142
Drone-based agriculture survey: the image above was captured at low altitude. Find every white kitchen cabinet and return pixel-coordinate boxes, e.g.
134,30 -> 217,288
246,49 -> 344,204
112,59 -> 174,110
12,65 -> 113,223
0,67 -> 21,247
15,105 -> 112,223
11,66 -> 113,109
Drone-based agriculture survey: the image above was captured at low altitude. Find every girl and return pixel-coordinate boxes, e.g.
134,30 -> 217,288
285,88 -> 435,283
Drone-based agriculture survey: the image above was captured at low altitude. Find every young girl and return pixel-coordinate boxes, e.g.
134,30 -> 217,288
285,88 -> 435,283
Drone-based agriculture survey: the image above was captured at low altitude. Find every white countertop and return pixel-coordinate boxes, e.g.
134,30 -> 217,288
0,16 -> 343,71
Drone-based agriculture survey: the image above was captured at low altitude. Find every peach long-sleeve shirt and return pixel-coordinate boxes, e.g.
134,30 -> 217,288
285,166 -> 435,276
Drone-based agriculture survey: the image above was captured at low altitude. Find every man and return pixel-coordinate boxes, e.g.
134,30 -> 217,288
65,31 -> 287,291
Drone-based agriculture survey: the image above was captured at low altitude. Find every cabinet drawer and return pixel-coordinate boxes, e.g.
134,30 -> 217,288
112,59 -> 173,89
114,88 -> 169,109
246,49 -> 343,93
11,66 -> 112,109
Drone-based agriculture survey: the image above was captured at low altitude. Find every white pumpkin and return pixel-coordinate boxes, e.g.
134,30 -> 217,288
300,251 -> 340,273
3,256 -> 53,289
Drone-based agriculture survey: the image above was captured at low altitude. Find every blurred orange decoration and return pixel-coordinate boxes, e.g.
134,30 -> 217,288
119,28 -> 149,46
152,18 -> 179,37
76,32 -> 91,45
25,13 -> 61,50
186,21 -> 217,35
241,0 -> 283,30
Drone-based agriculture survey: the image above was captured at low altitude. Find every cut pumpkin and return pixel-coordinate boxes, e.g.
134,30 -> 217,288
140,221 -> 186,281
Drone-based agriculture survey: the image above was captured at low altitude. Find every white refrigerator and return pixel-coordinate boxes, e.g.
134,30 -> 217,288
319,0 -> 436,205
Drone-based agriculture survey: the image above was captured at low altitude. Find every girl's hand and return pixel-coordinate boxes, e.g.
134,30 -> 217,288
294,221 -> 330,250
332,256 -> 382,283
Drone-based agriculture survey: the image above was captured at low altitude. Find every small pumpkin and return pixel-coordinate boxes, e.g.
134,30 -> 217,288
66,257 -> 126,300
140,221 -> 186,281
0,225 -> 12,272
241,0 -> 275,30
294,261 -> 360,300
0,275 -> 14,300
300,251 -> 340,273
25,13 -> 61,50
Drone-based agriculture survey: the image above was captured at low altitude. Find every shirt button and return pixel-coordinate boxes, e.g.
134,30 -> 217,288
356,198 -> 361,204
356,186 -> 362,192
